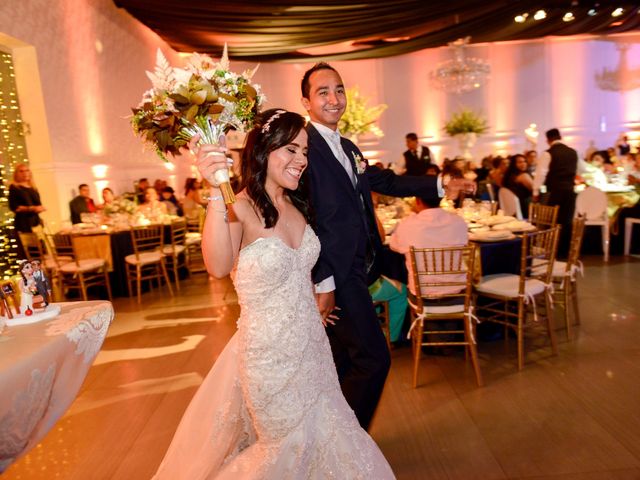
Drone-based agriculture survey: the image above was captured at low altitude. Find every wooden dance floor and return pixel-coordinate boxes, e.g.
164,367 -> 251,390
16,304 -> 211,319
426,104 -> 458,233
3,256 -> 640,479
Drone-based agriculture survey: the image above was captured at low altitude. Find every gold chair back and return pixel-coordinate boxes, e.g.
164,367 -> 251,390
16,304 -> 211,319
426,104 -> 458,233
566,215 -> 586,273
47,233 -> 76,266
19,232 -> 46,261
130,224 -> 163,258
524,226 -> 561,287
528,203 -> 559,229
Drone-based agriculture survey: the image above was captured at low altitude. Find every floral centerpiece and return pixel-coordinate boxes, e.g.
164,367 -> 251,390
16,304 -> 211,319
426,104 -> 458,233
443,109 -> 489,162
104,196 -> 137,216
443,109 -> 488,136
131,46 -> 264,204
338,87 -> 387,140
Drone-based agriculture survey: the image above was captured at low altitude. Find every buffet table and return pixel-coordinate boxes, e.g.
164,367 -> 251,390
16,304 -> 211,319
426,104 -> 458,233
0,301 -> 114,472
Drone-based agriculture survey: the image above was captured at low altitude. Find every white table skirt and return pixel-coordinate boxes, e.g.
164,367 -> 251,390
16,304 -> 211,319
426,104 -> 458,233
0,301 -> 114,472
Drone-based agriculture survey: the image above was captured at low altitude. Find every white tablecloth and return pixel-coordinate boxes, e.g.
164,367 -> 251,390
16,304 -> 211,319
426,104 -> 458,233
0,301 -> 114,472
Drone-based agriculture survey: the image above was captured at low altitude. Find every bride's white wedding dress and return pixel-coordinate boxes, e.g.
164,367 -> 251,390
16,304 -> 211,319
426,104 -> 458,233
154,225 -> 395,479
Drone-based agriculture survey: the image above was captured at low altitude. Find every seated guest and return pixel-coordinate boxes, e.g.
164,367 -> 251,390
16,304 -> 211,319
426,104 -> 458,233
69,183 -> 97,224
525,150 -> 538,176
100,187 -> 115,209
182,178 -> 206,220
137,187 -> 167,218
390,194 -> 468,301
136,178 -> 150,204
160,186 -> 182,216
488,156 -> 509,189
502,154 -> 533,217
628,153 -> 640,186
425,164 -> 441,176
154,178 -> 167,195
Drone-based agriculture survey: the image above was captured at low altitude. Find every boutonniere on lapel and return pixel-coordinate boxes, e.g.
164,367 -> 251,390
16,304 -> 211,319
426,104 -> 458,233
351,152 -> 367,175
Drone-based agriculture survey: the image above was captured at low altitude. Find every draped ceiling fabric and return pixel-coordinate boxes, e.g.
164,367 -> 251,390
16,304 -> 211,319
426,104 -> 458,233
114,1 -> 640,61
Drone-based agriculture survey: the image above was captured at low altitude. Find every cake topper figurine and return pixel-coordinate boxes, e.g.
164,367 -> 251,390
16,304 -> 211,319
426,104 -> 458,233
31,260 -> 51,307
18,260 -> 42,315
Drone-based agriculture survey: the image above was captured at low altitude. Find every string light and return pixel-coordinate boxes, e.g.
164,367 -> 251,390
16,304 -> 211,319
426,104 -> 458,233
0,52 -> 28,279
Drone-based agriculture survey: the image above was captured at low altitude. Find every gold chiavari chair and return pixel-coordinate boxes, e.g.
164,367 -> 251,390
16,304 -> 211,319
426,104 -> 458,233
549,215 -> 586,339
528,203 -> 559,229
407,244 -> 483,388
162,219 -> 187,290
474,226 -> 560,370
126,225 -> 173,303
185,210 -> 205,272
47,232 -> 112,302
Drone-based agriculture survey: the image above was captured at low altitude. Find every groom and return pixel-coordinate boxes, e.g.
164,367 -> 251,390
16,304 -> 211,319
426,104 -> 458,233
301,63 -> 471,429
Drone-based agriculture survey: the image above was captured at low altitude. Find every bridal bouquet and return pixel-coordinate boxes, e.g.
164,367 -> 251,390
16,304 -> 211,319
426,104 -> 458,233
131,45 -> 264,203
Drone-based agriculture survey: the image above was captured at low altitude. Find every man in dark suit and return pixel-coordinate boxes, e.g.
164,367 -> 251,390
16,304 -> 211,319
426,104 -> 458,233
533,128 -> 578,257
69,183 -> 97,224
301,63 -> 471,429
399,132 -> 432,176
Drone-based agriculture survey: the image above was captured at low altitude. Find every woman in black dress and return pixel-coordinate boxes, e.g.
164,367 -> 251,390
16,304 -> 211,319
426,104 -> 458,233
8,163 -> 45,233
503,154 -> 533,218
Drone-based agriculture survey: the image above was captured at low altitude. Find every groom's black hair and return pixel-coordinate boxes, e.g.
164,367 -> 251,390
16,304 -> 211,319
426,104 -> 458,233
301,62 -> 339,99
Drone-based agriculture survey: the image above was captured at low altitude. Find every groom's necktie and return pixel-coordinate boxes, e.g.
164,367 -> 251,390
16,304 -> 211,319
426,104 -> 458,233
330,132 -> 357,188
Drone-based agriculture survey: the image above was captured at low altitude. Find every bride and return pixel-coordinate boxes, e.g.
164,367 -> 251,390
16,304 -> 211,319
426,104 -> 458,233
153,109 -> 395,479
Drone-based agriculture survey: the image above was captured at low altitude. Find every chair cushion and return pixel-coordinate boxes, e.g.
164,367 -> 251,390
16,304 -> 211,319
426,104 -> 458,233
161,245 -> 186,255
125,252 -> 164,265
59,258 -> 105,273
185,232 -> 202,240
475,273 -> 547,299
185,236 -> 202,246
422,304 -> 465,314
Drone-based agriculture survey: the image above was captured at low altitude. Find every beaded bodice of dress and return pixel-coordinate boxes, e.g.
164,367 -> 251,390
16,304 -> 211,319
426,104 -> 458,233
233,225 -> 339,440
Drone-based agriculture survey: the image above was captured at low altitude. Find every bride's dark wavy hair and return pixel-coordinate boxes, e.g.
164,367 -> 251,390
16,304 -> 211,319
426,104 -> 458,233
240,109 -> 312,228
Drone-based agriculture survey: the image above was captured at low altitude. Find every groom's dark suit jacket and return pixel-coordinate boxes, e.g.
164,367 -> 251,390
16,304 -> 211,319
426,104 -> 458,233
306,124 -> 439,289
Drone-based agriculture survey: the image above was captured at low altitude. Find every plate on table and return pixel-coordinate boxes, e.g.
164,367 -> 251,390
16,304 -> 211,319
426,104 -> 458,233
478,215 -> 516,226
468,224 -> 490,232
469,230 -> 516,242
493,220 -> 536,233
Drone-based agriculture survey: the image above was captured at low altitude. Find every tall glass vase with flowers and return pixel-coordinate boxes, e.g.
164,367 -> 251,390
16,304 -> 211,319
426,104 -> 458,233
131,46 -> 264,204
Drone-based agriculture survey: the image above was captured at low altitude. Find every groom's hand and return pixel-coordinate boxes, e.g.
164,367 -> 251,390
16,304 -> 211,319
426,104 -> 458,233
316,291 -> 339,327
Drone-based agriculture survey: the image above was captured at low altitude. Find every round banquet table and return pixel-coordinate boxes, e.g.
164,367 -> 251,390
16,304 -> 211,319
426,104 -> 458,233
0,301 -> 114,472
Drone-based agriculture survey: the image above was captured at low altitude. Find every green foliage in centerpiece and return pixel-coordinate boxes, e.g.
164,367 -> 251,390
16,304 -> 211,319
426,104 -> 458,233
443,109 -> 489,136
338,87 -> 387,138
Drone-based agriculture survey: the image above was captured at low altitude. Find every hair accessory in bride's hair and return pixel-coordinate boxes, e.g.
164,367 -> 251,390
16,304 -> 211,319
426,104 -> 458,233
261,110 -> 287,134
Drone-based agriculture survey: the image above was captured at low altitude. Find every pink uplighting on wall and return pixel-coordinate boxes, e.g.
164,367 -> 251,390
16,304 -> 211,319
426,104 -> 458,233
61,0 -> 105,156
549,39 -> 586,129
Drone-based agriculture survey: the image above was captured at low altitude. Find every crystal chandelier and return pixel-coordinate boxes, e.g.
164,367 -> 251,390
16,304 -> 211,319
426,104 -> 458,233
595,44 -> 640,92
429,37 -> 490,94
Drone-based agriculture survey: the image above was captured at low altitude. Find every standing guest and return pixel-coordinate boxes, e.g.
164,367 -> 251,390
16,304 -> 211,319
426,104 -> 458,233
503,154 -> 533,217
616,135 -> 631,156
8,162 -> 45,233
153,178 -> 167,195
533,128 -> 580,257
160,186 -> 183,216
69,183 -> 97,224
301,62 -> 471,429
183,178 -> 206,220
395,132 -> 433,176
136,178 -> 150,204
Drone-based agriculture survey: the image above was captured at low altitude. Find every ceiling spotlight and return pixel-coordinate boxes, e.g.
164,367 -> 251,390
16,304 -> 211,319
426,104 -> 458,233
563,12 -> 575,21
612,7 -> 624,17
533,9 -> 547,20
588,8 -> 597,16
514,13 -> 528,23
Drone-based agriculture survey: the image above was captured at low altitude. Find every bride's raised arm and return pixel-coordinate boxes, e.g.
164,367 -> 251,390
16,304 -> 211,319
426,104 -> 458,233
195,144 -> 244,278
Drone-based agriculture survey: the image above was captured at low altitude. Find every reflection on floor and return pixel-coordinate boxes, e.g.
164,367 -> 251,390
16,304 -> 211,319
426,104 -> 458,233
4,256 -> 640,480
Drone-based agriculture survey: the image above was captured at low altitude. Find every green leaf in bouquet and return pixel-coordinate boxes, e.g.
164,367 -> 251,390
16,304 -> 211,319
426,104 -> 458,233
243,84 -> 257,100
208,104 -> 224,115
190,89 -> 207,105
218,93 -> 238,103
186,104 -> 199,122
169,92 -> 190,104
